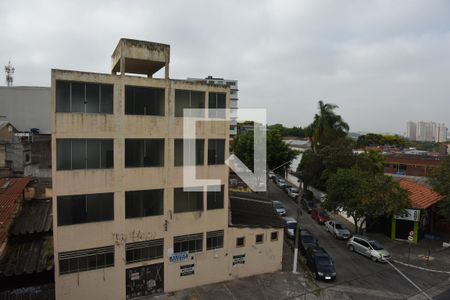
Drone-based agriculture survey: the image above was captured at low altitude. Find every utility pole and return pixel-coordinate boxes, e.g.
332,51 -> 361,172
293,183 -> 303,273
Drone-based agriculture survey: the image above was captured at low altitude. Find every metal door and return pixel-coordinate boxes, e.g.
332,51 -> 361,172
126,263 -> 164,299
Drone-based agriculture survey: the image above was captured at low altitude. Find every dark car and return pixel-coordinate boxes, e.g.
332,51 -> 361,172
311,208 -> 331,225
301,198 -> 316,213
298,230 -> 318,255
305,246 -> 336,281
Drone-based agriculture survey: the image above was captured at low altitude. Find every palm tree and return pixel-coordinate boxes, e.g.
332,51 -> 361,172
308,100 -> 349,152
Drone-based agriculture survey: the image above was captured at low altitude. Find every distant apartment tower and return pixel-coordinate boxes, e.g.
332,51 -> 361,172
51,39 -> 282,300
409,121 -> 447,142
435,123 -> 448,142
188,76 -> 238,137
406,121 -> 416,140
416,121 -> 435,142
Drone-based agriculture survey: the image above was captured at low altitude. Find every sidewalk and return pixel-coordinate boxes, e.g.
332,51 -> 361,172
332,213 -> 450,273
366,232 -> 450,273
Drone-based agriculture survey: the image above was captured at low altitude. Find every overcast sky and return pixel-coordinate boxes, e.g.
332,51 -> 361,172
1,0 -> 449,134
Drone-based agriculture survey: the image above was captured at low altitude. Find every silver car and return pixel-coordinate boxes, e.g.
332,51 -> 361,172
272,200 -> 287,216
287,187 -> 300,200
347,235 -> 391,262
325,220 -> 351,239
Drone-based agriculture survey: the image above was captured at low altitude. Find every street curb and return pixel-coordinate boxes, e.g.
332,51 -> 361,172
392,259 -> 450,274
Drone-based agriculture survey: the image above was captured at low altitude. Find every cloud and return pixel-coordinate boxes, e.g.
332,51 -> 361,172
1,0 -> 449,133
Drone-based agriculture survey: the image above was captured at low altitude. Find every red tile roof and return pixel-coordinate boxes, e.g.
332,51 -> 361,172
398,179 -> 445,209
0,178 -> 31,245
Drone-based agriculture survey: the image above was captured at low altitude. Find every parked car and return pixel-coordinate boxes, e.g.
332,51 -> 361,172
272,200 -> 287,216
287,187 -> 300,200
268,171 -> 275,179
325,220 -> 351,239
283,217 -> 297,239
276,178 -> 288,188
347,235 -> 391,262
301,198 -> 316,213
298,229 -> 318,255
305,246 -> 336,281
311,208 -> 331,224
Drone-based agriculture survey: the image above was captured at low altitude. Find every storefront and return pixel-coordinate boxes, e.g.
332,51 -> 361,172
390,179 -> 444,244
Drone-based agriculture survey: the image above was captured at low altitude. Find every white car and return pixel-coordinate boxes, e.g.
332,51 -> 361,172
287,187 -> 300,200
347,235 -> 391,262
276,178 -> 287,188
272,200 -> 287,216
283,217 -> 297,239
325,220 -> 351,239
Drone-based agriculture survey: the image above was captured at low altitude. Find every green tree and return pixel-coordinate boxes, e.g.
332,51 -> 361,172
308,101 -> 349,152
232,130 -> 299,173
355,150 -> 385,174
324,168 -> 409,233
356,133 -> 410,149
296,150 -> 325,189
297,137 -> 355,191
428,156 -> 450,221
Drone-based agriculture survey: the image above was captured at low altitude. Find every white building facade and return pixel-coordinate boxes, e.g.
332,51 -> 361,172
188,76 -> 238,137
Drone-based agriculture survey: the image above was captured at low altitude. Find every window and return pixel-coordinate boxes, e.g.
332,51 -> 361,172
56,80 -> 113,114
174,139 -> 204,166
125,189 -> 164,218
271,231 -> 278,241
206,230 -> 224,250
57,193 -> 114,226
125,139 -> 164,167
56,139 -> 113,170
256,234 -> 264,244
59,246 -> 114,275
208,92 -> 226,118
207,185 -> 224,210
236,237 -> 245,247
175,90 -> 205,117
173,188 -> 203,213
126,239 -> 163,264
174,233 -> 203,253
125,86 -> 165,116
208,139 -> 225,165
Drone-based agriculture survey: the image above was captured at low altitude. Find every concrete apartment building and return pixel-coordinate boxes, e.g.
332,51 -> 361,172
407,121 -> 448,142
51,39 -> 283,300
188,76 -> 238,137
406,121 -> 416,141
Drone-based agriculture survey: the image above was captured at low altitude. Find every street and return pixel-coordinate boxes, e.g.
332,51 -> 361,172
269,180 -> 449,299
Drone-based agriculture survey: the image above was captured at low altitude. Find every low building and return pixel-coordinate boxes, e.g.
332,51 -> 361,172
384,153 -> 446,177
390,179 -> 445,243
0,177 -> 30,253
0,198 -> 54,295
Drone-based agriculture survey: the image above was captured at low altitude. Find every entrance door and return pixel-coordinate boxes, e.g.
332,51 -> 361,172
395,219 -> 414,240
126,263 -> 164,299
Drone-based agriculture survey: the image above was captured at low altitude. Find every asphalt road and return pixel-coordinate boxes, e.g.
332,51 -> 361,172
269,180 -> 449,299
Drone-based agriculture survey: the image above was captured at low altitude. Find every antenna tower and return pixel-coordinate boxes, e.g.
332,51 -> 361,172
5,59 -> 15,87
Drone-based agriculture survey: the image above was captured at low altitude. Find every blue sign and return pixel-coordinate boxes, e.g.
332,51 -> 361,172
169,251 -> 189,263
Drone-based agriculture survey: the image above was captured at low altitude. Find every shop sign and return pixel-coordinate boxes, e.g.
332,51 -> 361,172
395,209 -> 420,222
169,251 -> 189,263
232,254 -> 245,265
180,264 -> 195,276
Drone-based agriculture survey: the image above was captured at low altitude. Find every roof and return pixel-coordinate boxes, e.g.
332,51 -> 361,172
0,284 -> 54,299
0,178 -> 31,245
0,235 -> 53,277
229,193 -> 285,228
398,179 -> 445,209
11,199 -> 52,235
